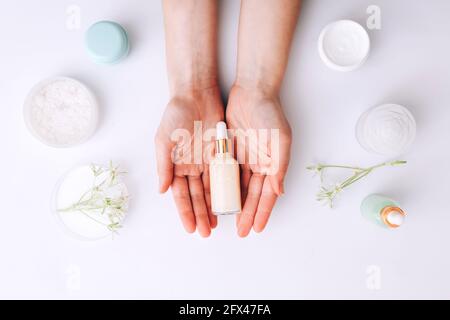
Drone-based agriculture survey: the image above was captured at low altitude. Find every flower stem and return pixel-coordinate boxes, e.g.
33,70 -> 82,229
57,162 -> 128,237
309,160 -> 407,207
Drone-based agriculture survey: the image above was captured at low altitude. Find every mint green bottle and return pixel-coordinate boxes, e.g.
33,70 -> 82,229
361,194 -> 406,228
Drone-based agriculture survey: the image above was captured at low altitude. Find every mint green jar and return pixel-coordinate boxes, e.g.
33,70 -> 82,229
85,21 -> 130,65
361,194 -> 406,228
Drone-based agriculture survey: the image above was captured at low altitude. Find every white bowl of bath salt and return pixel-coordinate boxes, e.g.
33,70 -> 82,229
318,20 -> 370,72
53,163 -> 129,241
356,104 -> 416,156
24,77 -> 99,147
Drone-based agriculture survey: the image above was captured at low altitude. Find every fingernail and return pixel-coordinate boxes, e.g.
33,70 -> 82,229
200,230 -> 211,238
238,227 -> 248,238
253,226 -> 263,233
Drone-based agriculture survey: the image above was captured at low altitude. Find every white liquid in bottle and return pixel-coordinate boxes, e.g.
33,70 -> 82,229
209,122 -> 241,215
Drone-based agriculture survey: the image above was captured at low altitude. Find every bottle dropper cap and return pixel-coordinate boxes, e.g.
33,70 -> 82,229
215,121 -> 230,154
387,211 -> 404,227
381,206 -> 406,228
216,121 -> 228,140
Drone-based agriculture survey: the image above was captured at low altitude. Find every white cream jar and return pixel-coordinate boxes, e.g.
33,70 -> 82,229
356,104 -> 416,156
318,20 -> 370,71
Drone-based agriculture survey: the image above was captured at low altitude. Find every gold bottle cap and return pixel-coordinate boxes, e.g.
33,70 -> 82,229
381,206 -> 406,228
215,121 -> 231,154
216,138 -> 231,154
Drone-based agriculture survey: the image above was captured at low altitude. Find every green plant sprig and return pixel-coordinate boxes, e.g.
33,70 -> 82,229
58,161 -> 129,236
307,160 -> 407,208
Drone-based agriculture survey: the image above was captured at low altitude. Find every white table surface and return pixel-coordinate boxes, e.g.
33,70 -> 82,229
1,0 -> 450,300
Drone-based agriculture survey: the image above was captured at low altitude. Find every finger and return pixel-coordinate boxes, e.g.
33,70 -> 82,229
188,176 -> 211,237
236,166 -> 251,227
155,138 -> 175,193
202,167 -> 217,229
171,176 -> 196,233
254,176 -> 278,233
238,173 -> 265,237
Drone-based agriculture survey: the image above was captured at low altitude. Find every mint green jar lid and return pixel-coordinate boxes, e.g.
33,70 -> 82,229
85,21 -> 129,64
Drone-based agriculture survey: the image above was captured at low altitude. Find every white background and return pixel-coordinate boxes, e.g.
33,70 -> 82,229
1,0 -> 449,299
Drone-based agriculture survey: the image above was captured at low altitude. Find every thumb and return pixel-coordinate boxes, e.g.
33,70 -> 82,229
155,138 -> 175,193
269,174 -> 284,196
268,137 -> 291,196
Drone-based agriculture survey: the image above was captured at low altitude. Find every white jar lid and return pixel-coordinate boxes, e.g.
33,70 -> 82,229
318,20 -> 370,72
356,104 -> 416,156
23,77 -> 99,147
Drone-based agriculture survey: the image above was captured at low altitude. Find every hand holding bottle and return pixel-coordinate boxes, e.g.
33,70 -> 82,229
226,86 -> 292,237
155,89 -> 223,237
226,0 -> 299,237
159,0 -> 300,237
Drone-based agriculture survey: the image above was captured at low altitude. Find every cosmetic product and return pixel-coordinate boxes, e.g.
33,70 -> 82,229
361,194 -> 406,229
318,20 -> 370,71
85,21 -> 130,65
53,163 -> 129,241
356,104 -> 416,156
209,122 -> 241,215
23,77 -> 99,147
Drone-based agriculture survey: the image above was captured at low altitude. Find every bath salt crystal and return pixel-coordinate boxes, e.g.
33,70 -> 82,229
24,77 -> 98,147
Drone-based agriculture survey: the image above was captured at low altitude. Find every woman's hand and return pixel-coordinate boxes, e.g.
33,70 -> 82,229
227,0 -> 300,236
160,0 -> 222,237
226,85 -> 292,237
155,87 -> 223,237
